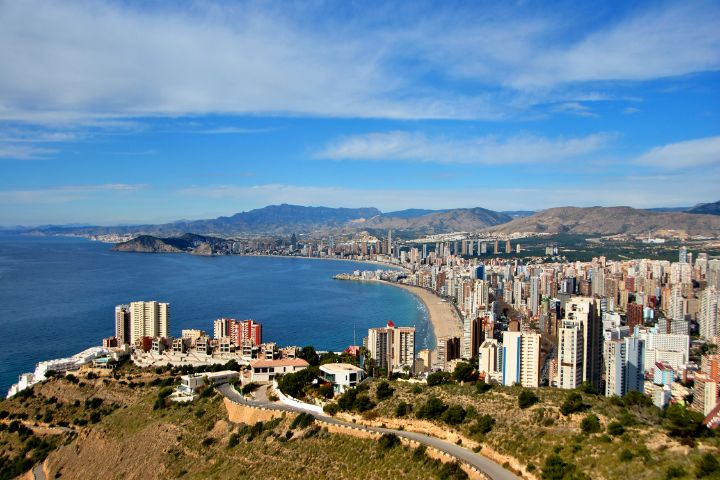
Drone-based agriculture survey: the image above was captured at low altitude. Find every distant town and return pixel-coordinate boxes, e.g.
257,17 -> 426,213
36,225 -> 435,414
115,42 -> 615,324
8,233 -> 720,432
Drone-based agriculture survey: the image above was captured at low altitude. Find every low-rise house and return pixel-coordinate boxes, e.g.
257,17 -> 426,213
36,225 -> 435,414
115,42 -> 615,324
250,358 -> 309,382
177,370 -> 239,395
319,363 -> 365,395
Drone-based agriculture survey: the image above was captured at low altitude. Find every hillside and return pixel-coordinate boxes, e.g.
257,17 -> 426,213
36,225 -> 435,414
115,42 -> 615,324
365,208 -> 512,234
111,233 -> 233,255
484,206 -> 720,236
687,200 -> 720,216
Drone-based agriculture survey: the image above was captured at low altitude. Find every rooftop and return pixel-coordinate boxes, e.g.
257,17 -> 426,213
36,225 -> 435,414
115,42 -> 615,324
250,358 -> 309,368
319,363 -> 365,374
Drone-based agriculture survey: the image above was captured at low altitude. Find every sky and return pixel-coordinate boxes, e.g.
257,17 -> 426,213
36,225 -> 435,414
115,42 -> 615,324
1,0 -> 719,226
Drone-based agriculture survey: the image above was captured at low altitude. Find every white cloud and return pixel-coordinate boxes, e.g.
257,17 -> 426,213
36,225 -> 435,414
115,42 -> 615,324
0,145 -> 57,160
0,1 -> 717,124
316,131 -> 612,164
635,135 -> 720,169
551,102 -> 597,117
0,184 -> 143,204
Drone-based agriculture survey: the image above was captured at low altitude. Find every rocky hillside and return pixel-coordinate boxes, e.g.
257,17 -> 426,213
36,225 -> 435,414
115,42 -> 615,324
484,206 -> 720,236
111,233 -> 233,255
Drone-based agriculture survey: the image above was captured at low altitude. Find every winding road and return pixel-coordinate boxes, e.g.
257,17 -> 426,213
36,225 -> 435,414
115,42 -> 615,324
217,383 -> 520,480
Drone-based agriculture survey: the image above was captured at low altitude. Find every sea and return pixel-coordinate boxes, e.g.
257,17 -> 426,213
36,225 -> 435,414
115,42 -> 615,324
0,235 -> 432,395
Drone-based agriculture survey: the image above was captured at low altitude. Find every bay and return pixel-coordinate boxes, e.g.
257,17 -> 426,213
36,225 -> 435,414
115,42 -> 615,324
0,235 -> 432,394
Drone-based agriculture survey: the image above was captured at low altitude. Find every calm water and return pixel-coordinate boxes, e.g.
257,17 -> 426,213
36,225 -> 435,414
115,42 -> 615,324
0,235 -> 431,394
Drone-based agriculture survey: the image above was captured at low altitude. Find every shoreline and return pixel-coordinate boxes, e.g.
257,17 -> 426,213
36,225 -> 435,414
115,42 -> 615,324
378,281 -> 463,350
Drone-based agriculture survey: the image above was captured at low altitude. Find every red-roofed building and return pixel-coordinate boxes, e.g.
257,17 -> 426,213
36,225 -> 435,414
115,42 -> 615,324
249,358 -> 309,382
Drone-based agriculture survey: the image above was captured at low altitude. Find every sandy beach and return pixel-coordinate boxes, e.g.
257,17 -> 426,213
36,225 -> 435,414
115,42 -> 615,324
385,282 -> 463,342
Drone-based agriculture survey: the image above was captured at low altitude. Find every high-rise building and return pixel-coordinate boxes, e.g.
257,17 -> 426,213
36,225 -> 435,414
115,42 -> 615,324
557,319 -> 584,389
520,332 -> 541,388
557,297 -> 602,392
505,240 -> 512,254
627,303 -> 643,332
214,317 -> 238,343
129,301 -> 169,343
605,337 -> 645,397
237,319 -> 262,346
679,246 -> 688,264
529,276 -> 540,317
700,287 -> 720,340
501,331 -> 521,386
478,339 -> 500,380
367,320 -> 415,372
114,304 -> 131,345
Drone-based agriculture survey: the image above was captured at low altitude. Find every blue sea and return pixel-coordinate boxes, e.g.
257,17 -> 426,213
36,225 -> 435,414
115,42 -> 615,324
0,235 -> 432,394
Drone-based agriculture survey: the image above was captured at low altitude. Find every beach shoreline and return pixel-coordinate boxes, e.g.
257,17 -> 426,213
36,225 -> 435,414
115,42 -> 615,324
380,281 -> 463,345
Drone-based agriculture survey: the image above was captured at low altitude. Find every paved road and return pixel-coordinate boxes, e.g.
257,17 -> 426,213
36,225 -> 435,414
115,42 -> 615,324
217,384 -> 520,480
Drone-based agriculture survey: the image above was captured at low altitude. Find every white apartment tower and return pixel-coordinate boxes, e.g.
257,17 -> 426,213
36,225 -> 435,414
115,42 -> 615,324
129,301 -> 169,343
557,319 -> 584,389
605,337 -> 645,397
520,332 -> 542,388
367,320 -> 415,372
700,287 -> 720,340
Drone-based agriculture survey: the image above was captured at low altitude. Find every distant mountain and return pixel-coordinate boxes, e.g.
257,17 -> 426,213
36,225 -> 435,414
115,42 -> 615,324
29,204 -> 513,238
644,207 -> 690,213
364,207 -> 512,234
686,200 -> 720,216
484,206 -> 720,236
381,208 -> 451,219
501,210 -> 536,218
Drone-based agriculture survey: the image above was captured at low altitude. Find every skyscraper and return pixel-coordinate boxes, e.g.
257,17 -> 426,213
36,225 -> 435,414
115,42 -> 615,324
114,304 -> 131,345
700,287 -> 720,340
557,319 -> 584,389
558,297 -> 602,392
605,337 -> 645,397
367,320 -> 415,372
237,319 -> 262,345
529,275 -> 540,317
129,301 -> 169,343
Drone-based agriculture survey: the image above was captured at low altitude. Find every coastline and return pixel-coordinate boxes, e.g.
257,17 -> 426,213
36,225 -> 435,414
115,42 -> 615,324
380,281 -> 463,346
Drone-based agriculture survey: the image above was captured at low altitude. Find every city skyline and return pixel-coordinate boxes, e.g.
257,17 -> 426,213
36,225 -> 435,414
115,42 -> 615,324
2,0 -> 720,226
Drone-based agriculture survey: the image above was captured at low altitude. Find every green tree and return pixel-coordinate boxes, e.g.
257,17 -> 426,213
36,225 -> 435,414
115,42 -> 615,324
475,381 -> 492,394
353,394 -> 375,412
375,381 -> 394,401
607,421 -> 625,436
542,454 -> 580,480
298,346 -> 319,366
441,405 -> 467,425
378,433 -> 400,450
518,389 -> 540,409
452,362 -> 476,382
580,414 -> 601,434
470,414 -> 495,435
664,403 -> 705,440
427,371 -> 452,386
560,392 -> 588,415
416,396 -> 448,419
395,401 -> 409,417
663,465 -> 686,479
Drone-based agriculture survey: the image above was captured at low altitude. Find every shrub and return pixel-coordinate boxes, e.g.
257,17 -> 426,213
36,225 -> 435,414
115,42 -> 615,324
664,466 -> 686,479
85,397 -> 104,409
416,396 -> 448,420
375,381 -> 394,401
411,385 -> 423,394
427,371 -> 452,386
89,411 -> 101,424
323,403 -> 339,416
318,383 -> 334,399
580,414 -> 601,434
395,401 -> 409,417
441,405 -> 466,425
542,454 -> 584,480
664,403 -> 705,440
240,382 -> 260,395
618,448 -> 634,462
560,392 -> 588,415
438,461 -> 468,480
470,414 -> 495,435
412,445 -> 427,461
518,389 -> 539,409
353,394 -> 375,412
623,390 -> 653,407
475,381 -> 492,394
290,412 -> 315,430
201,437 -> 214,447
695,452 -> 720,478
378,433 -> 400,450
607,421 -> 625,436
277,369 -> 317,398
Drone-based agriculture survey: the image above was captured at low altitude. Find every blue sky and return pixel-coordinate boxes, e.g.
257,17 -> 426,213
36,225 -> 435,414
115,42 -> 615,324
1,0 -> 719,226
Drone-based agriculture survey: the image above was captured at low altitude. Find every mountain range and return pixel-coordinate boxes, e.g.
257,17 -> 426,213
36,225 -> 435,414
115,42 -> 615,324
21,201 -> 720,238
